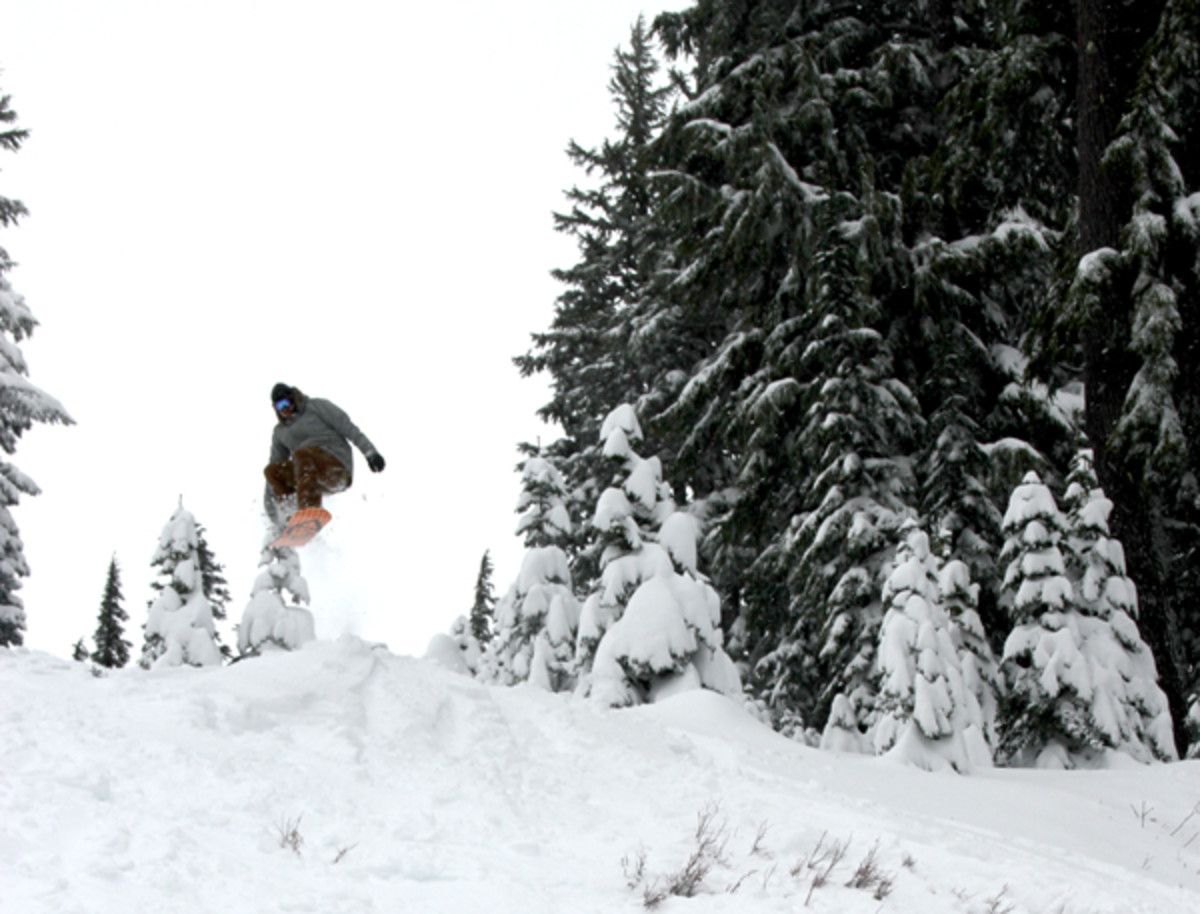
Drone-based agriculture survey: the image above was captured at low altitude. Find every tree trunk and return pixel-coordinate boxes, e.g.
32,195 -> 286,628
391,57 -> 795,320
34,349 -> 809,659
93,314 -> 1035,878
1075,0 -> 1189,755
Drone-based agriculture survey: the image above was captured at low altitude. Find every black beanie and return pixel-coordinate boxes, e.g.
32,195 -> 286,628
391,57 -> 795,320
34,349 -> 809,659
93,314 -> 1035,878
271,383 -> 292,403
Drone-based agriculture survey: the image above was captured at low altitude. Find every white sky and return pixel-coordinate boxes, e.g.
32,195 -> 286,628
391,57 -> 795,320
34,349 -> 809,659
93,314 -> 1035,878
2,0 -> 689,658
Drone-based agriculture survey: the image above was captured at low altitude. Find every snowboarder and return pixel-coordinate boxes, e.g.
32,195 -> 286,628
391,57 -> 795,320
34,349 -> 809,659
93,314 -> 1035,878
264,383 -> 385,544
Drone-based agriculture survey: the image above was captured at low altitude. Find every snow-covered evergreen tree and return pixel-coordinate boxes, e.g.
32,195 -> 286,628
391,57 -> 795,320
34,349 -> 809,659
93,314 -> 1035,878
578,405 -> 740,707
141,500 -> 222,669
996,472 -> 1094,766
1061,451 -> 1177,762
91,556 -> 130,669
237,543 -> 314,656
1031,0 -> 1199,756
71,637 -> 88,662
870,523 -> 987,772
195,523 -> 232,658
0,87 -> 73,647
755,232 -> 921,733
516,16 -> 673,599
469,550 -> 496,645
445,614 -> 484,676
939,558 -> 1000,755
574,405 -> 674,673
489,454 -> 580,688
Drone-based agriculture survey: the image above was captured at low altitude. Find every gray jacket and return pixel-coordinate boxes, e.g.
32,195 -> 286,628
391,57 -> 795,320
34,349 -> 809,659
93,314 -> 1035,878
269,394 -> 379,481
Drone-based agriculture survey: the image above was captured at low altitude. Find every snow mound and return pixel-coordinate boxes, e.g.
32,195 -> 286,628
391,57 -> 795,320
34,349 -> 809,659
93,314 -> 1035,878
3,639 -> 1199,914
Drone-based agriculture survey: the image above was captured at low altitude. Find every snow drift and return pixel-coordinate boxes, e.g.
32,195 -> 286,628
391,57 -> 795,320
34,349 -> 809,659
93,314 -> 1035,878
3,638 -> 1199,913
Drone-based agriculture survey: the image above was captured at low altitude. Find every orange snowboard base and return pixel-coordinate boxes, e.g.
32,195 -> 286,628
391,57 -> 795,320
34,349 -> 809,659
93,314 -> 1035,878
269,507 -> 332,549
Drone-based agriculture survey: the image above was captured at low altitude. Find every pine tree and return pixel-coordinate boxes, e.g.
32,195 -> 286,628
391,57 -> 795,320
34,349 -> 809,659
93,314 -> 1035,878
489,454 -> 580,687
574,405 -> 675,677
140,499 -> 221,669
469,550 -> 496,645
752,228 -> 922,733
91,556 -> 131,669
195,522 -> 232,659
577,405 -> 740,706
1028,0 -> 1197,755
939,557 -> 1000,756
71,637 -> 89,662
516,16 -> 673,597
641,1 -> 1024,735
237,544 -> 314,656
996,472 -> 1100,767
1061,451 -> 1177,762
508,0 -> 1199,748
0,87 -> 73,647
871,523 -> 984,772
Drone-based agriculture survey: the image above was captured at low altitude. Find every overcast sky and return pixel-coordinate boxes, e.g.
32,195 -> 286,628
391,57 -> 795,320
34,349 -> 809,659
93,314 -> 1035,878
3,0 -> 688,658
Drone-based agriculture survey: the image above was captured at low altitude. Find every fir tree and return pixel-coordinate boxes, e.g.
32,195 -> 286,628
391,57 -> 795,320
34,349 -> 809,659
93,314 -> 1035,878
237,544 -> 314,656
1061,451 -> 1177,762
91,556 -> 131,669
510,0 -> 1199,747
516,16 -> 673,597
640,1 -> 1029,735
1029,0 -> 1198,754
140,499 -> 221,669
752,228 -> 922,732
996,472 -> 1100,767
489,454 -> 580,688
871,523 -> 985,772
576,405 -> 740,706
469,550 -> 496,645
574,405 -> 675,678
71,637 -> 89,662
0,86 -> 73,647
939,558 -> 1000,756
195,522 -> 232,659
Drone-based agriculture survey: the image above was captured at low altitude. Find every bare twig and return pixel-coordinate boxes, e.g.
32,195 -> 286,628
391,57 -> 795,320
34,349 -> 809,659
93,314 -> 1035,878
275,815 -> 304,856
628,803 -> 732,909
1170,801 -> 1200,837
333,843 -> 358,864
750,821 -> 771,857
1131,801 -> 1154,827
805,834 -> 850,906
622,847 -> 648,889
984,885 -> 1016,914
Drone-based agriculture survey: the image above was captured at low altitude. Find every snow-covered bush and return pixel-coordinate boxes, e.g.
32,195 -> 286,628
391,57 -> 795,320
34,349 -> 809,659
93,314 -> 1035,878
237,543 -> 315,656
141,500 -> 222,668
444,615 -> 483,675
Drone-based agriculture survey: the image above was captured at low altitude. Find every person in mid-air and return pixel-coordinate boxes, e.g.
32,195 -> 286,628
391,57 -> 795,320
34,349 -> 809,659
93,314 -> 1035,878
263,382 -> 385,536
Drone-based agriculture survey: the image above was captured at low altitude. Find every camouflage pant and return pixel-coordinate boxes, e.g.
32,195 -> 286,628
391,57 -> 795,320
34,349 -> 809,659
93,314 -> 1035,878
264,447 -> 350,510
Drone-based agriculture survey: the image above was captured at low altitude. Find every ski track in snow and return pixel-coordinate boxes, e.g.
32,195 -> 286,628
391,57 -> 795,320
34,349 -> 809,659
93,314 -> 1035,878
3,637 -> 1199,914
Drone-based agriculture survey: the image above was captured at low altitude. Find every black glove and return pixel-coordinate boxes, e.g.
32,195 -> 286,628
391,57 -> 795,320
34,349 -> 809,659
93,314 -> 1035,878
367,453 -> 386,473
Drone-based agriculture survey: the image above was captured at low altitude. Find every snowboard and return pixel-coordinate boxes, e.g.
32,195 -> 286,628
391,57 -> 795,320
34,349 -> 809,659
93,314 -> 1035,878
268,507 -> 332,549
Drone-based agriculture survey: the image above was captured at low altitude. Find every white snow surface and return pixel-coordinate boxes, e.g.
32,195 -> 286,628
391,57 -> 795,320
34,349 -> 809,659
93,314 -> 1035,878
4,638 -> 1200,914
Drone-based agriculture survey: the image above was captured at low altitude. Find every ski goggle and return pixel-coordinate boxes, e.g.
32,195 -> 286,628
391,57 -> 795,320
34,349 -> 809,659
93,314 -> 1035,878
274,398 -> 293,412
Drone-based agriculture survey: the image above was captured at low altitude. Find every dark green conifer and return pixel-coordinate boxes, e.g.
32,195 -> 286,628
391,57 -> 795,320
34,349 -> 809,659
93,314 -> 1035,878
0,85 -> 73,647
470,551 -> 496,645
91,556 -> 131,669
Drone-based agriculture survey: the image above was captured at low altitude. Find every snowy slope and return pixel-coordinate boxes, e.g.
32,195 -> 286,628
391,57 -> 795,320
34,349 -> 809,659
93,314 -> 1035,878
3,638 -> 1199,914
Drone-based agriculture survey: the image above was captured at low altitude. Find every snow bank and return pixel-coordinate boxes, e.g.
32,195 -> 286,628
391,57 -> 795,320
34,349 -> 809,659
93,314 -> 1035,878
3,640 -> 1199,914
